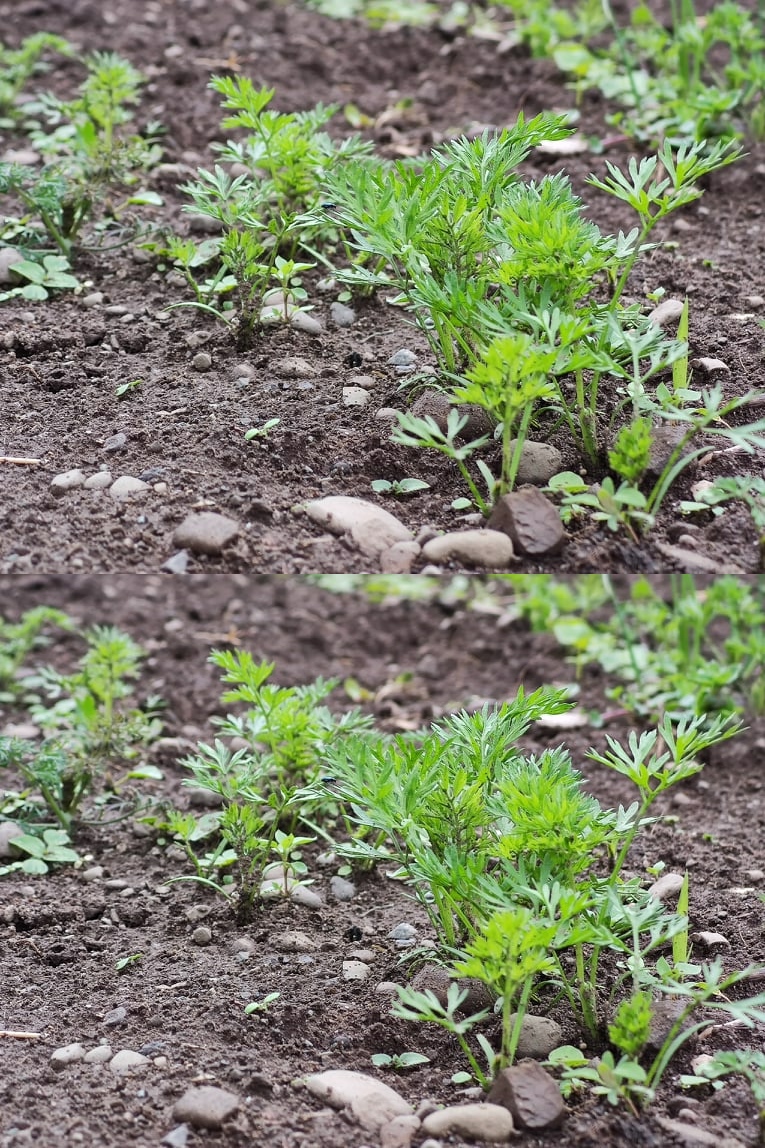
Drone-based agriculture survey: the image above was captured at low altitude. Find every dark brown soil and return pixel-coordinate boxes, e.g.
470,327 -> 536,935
1,1 -> 764,574
1,575 -> 764,1147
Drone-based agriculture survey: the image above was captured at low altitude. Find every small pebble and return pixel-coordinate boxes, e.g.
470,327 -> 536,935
329,876 -> 357,901
173,1085 -> 240,1130
342,960 -> 371,981
192,352 -> 212,372
50,469 -> 86,496
109,1049 -> 149,1074
82,292 -> 105,308
290,885 -> 323,909
83,472 -> 113,490
83,1045 -> 113,1064
103,1006 -> 127,1026
109,476 -> 149,500
291,311 -> 323,335
330,301 -> 356,327
50,1043 -> 86,1070
342,386 -> 370,407
191,926 -> 212,946
388,349 -> 417,367
161,550 -> 190,575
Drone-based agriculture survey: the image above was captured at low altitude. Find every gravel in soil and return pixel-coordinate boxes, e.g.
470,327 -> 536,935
1,1 -> 764,573
0,575 -> 763,1147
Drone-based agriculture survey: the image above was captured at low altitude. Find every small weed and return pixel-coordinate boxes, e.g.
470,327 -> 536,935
116,377 -> 143,398
370,477 -> 430,497
370,1051 -> 430,1070
116,952 -> 143,973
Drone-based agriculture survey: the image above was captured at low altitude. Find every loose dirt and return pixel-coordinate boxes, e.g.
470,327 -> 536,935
0,575 -> 763,1146
1,1 -> 764,573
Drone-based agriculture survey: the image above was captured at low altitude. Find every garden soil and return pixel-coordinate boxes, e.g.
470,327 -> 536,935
1,0 -> 764,574
0,574 -> 764,1147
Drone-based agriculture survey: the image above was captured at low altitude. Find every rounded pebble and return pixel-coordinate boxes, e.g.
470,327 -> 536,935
50,469 -> 86,496
191,926 -> 212,946
192,352 -> 212,372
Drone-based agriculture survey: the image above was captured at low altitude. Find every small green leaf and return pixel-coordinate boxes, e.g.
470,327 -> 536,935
126,764 -> 164,780
127,190 -> 164,206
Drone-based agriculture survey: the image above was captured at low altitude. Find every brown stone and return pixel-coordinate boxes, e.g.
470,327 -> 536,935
488,487 -> 566,556
488,1060 -> 566,1130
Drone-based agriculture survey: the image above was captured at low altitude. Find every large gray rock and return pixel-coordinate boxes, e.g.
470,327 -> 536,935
422,1103 -> 514,1142
302,496 -> 412,557
172,512 -> 239,556
421,529 -> 513,569
172,1085 -> 240,1129
302,1069 -> 412,1132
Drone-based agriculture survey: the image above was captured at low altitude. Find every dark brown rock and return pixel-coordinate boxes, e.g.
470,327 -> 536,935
488,487 -> 566,556
488,1060 -> 566,1130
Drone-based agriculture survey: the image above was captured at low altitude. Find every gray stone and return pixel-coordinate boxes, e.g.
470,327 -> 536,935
173,1085 -> 240,1129
82,865 -> 104,882
50,1043 -> 87,1070
411,389 -> 450,431
103,432 -> 127,452
103,1006 -> 127,1026
109,1049 -> 149,1074
273,931 -> 317,953
330,301 -> 356,326
388,349 -> 417,367
422,1103 -> 514,1141
161,550 -> 190,574
303,495 -> 412,557
0,820 -> 25,857
381,1114 -> 421,1148
342,386 -> 370,407
109,476 -> 149,500
509,440 -> 562,485
388,923 -> 417,942
488,487 -> 566,556
290,884 -> 323,909
50,469 -> 86,497
274,356 -> 316,379
83,1044 -> 113,1063
349,374 -> 375,390
342,960 -> 371,981
646,424 -> 686,478
191,925 -> 212,946
82,292 -> 105,308
380,541 -> 421,573
187,214 -> 223,235
691,357 -> 730,373
1,148 -> 39,165
329,876 -> 357,901
172,512 -> 240,556
411,963 -> 451,1006
648,298 -> 685,328
302,1069 -> 412,1132
192,351 -> 212,372
375,407 -> 401,421
656,1116 -> 747,1148
291,310 -> 323,335
488,1061 -> 566,1130
83,471 -> 113,490
421,529 -> 514,569
0,247 -> 24,283
509,1014 -> 562,1059
161,1126 -> 190,1148
649,872 -> 685,902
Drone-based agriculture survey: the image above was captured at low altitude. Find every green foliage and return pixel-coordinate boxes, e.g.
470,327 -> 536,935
3,626 -> 162,830
370,1050 -> 430,1070
0,606 -> 71,703
0,825 -> 79,876
0,33 -> 71,125
1,51 -> 161,259
0,252 -> 79,302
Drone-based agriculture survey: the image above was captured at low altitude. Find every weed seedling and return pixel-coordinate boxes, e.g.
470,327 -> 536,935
370,1051 -> 430,1070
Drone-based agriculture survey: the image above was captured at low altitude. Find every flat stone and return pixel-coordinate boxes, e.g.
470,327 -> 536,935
646,424 -> 686,478
388,349 -> 417,367
380,1114 -> 421,1148
161,550 -> 190,574
342,960 -> 370,981
274,357 -> 316,379
656,1116 -> 747,1148
691,931 -> 730,948
691,357 -> 730,373
380,540 -> 421,573
161,1125 -> 190,1148
648,298 -> 685,328
654,542 -> 745,575
0,247 -> 24,283
103,432 -> 127,452
109,476 -> 149,500
330,301 -> 356,326
50,469 -> 86,496
649,872 -> 685,902
509,1014 -> 562,1059
509,440 -> 562,485
172,512 -> 239,555
488,487 -> 565,556
290,311 -> 323,335
290,884 -> 323,909
83,471 -> 113,490
421,529 -> 513,569
0,820 -> 25,857
303,495 -> 412,557
329,876 -> 356,901
342,386 -> 370,407
488,1061 -> 566,1130
349,374 -> 375,390
109,1049 -> 149,1074
422,1103 -> 514,1141
83,1045 -> 113,1063
273,930 -> 317,953
302,1069 -> 412,1132
173,1085 -> 240,1130
50,1043 -> 87,1070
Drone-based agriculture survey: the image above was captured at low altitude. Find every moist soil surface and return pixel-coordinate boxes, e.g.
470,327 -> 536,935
1,0 -> 764,574
0,575 -> 764,1147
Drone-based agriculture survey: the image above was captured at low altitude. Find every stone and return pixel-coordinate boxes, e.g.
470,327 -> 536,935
82,292 -> 105,308
191,925 -> 212,946
161,550 -> 190,574
173,1085 -> 240,1129
109,1049 -> 149,1073
691,357 -> 730,373
303,495 -> 412,557
375,407 -> 401,421
656,1116 -> 747,1148
342,386 -> 370,407
654,542 -> 745,576
50,1043 -> 87,1070
422,1103 -> 514,1141
509,1014 -> 562,1060
0,247 -> 24,283
380,541 -> 421,573
349,374 -> 375,390
83,1045 -> 113,1063
388,349 -> 417,368
83,471 -> 113,490
342,960 -> 371,981
103,1006 -> 127,1026
508,440 -> 562,485
411,389 -> 451,432
691,931 -> 730,948
329,876 -> 357,901
0,820 -> 25,857
192,351 -> 212,372
649,872 -> 685,902
290,884 -> 323,909
646,424 -> 687,478
330,301 -> 356,326
488,1061 -> 566,1130
388,923 -> 417,943
172,512 -> 240,556
102,431 -> 127,452
648,298 -> 685,328
161,1126 -> 190,1148
302,1069 -> 412,1132
489,487 -> 566,556
50,469 -> 86,497
274,356 -> 317,379
291,311 -> 323,335
411,964 -> 451,1006
380,1114 -> 421,1148
274,931 -> 317,953
421,529 -> 514,569
109,476 -> 149,500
